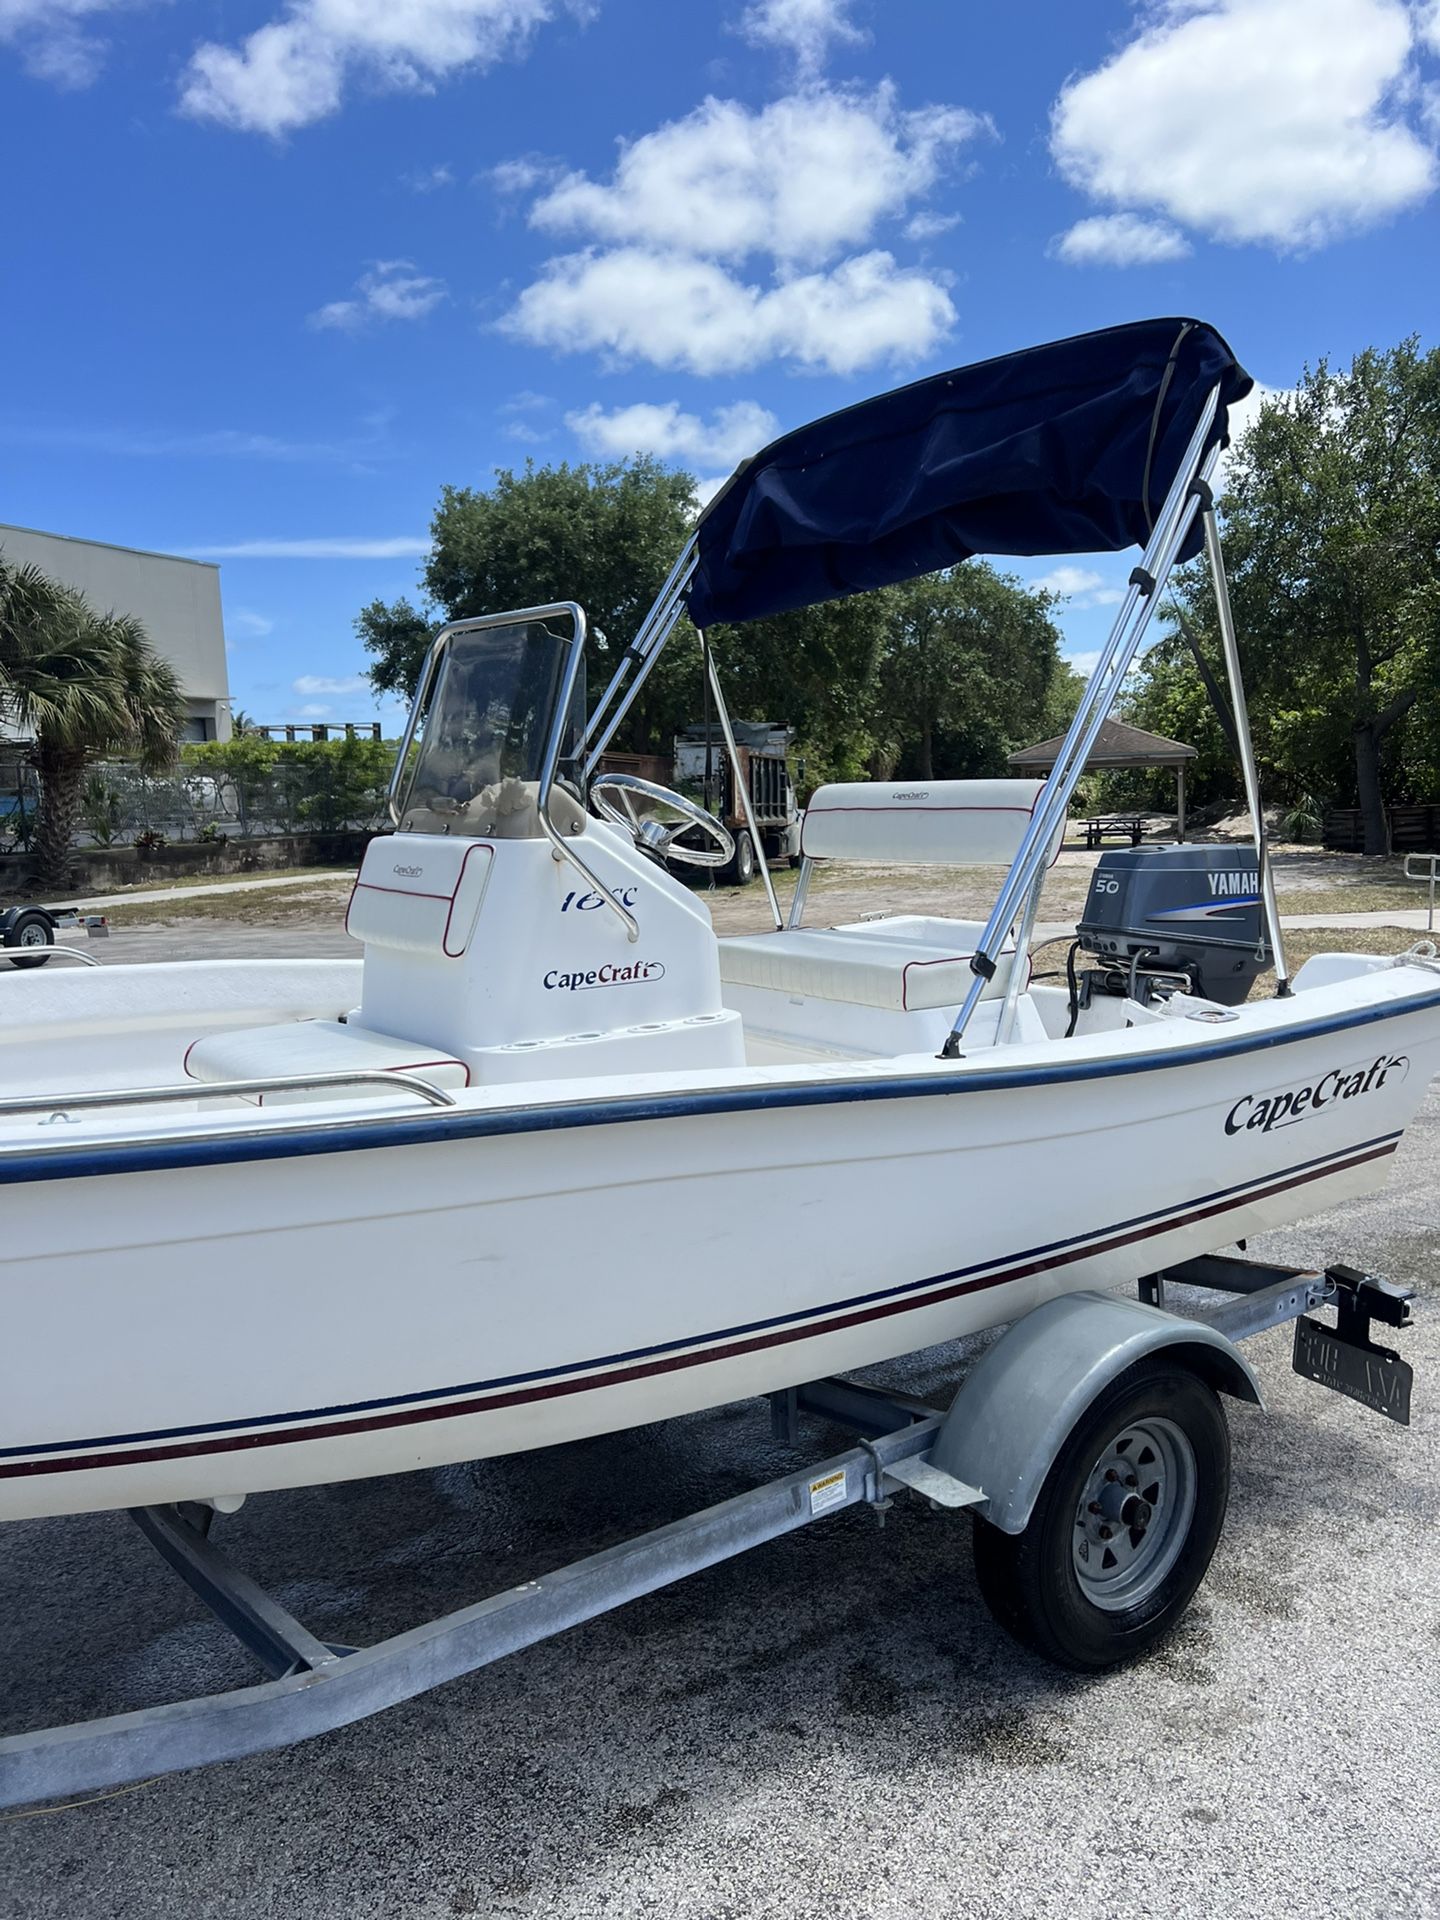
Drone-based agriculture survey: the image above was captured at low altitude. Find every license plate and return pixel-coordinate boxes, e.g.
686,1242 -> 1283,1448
1293,1317 -> 1412,1426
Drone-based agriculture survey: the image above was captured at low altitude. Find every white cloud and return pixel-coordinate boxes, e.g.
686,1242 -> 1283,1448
566,398 -> 778,468
293,674 -> 369,696
499,389 -> 552,413
180,0 -> 579,138
1030,566 -> 1127,609
404,162 -> 454,192
737,0 -> 866,80
309,260 -> 447,331
228,609 -> 275,637
0,418 -> 394,464
504,246 -> 955,376
184,538 -> 429,559
489,152 -> 564,194
0,0 -> 144,87
298,703 -> 333,718
1051,0 -> 1440,251
1420,0 -> 1440,52
529,88 -> 986,266
693,474 -> 731,511
1052,212 -> 1191,267
904,209 -> 960,241
1065,649 -> 1101,679
502,85 -> 987,375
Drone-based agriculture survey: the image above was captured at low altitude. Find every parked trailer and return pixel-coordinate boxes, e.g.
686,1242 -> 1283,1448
0,1256 -> 1413,1809
0,905 -> 108,970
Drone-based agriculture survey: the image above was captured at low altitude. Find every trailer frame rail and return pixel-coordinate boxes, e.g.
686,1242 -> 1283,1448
1,1254 -> 1408,1813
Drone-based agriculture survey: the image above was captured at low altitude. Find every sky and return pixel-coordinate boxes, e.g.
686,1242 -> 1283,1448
2,0 -> 1439,731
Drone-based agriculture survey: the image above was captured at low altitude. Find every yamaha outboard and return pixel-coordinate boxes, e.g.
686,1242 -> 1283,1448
1077,845 -> 1270,1006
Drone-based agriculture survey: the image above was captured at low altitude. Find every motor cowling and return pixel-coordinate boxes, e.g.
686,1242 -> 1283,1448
1077,845 -> 1270,1006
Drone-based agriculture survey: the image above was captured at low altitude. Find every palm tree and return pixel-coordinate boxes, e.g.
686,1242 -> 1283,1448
0,559 -> 186,889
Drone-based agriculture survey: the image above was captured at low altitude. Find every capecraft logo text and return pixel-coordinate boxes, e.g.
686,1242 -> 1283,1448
1224,1054 -> 1409,1136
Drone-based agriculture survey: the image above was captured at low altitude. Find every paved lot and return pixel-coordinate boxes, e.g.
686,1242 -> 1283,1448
3,928 -> 1439,1919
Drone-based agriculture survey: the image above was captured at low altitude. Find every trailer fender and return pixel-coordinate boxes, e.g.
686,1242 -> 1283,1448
929,1290 -> 1263,1537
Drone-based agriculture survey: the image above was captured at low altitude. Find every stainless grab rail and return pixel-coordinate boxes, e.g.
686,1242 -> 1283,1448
1,945 -> 102,969
1404,853 -> 1440,931
0,1069 -> 458,1120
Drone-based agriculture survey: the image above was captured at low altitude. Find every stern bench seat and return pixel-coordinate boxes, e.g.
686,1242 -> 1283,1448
716,778 -> 1055,1018
718,918 -> 1015,1013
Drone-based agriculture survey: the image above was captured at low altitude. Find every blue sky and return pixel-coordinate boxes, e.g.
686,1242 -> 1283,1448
3,0 -> 1438,730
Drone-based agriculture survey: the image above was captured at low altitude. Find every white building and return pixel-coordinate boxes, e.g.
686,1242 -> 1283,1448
0,523 -> 232,743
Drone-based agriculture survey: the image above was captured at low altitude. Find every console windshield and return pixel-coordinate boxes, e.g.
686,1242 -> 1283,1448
396,615 -> 585,838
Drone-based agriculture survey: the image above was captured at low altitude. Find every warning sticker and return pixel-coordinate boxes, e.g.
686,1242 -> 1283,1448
808,1468 -> 847,1517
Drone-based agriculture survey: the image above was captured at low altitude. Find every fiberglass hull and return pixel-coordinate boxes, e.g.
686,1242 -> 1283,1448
3,968 -> 1438,1522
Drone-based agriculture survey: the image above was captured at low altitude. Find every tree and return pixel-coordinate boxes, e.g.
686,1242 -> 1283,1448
354,598 -> 441,705
867,566 -> 1066,780
713,593 -> 896,789
356,460 -> 1066,785
1137,340 -> 1440,852
0,559 -> 185,887
359,457 -> 700,752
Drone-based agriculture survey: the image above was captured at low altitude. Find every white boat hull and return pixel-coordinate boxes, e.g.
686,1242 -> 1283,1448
4,965 -> 1438,1522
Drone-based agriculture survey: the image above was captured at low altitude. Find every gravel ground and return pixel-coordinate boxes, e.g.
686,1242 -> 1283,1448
3,928 -> 1440,1919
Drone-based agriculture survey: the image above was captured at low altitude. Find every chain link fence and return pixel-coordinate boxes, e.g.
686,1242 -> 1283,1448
1,738 -> 396,851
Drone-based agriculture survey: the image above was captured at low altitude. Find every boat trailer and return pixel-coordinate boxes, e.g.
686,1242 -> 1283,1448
0,1256 -> 1413,1811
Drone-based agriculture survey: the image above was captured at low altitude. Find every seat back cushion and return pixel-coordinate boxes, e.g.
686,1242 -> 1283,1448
800,779 -> 1059,867
345,835 -> 493,957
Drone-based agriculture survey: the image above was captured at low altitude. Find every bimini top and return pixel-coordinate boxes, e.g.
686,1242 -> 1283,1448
685,318 -> 1251,629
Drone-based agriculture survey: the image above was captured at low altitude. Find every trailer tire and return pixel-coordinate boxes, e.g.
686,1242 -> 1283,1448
971,1359 -> 1229,1671
4,910 -> 54,970
728,829 -> 756,886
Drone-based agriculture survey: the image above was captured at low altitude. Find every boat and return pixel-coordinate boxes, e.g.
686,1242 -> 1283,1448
5,315 -> 1439,1532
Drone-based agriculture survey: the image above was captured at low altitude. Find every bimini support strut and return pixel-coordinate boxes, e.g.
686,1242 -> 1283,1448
942,385 -> 1224,1055
580,536 -> 699,780
701,632 -> 785,932
1200,496 -> 1290,995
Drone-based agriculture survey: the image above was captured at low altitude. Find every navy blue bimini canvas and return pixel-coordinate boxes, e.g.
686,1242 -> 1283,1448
685,318 -> 1252,629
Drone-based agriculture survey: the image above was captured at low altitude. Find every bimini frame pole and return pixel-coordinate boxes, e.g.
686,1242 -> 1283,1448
702,633 -> 785,932
941,387 -> 1224,1055
580,537 -> 698,779
1200,495 -> 1290,994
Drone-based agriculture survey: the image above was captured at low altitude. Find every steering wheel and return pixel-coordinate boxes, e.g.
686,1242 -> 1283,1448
589,773 -> 735,869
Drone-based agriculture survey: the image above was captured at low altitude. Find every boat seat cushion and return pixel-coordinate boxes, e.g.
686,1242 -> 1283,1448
799,779 -> 1057,867
717,918 -> 1016,1012
184,1019 -> 469,1105
345,836 -> 494,958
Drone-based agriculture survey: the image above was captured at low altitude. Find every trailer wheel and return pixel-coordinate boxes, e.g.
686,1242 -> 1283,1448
728,829 -> 756,886
4,910 -> 54,970
971,1360 -> 1230,1671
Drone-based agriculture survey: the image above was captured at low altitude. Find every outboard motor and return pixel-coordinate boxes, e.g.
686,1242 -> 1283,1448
1076,845 -> 1269,1006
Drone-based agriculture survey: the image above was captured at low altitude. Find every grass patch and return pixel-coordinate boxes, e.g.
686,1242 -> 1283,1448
101,881 -> 353,928
81,865 -> 352,897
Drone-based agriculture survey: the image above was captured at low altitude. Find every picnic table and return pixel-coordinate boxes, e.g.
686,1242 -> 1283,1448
1079,815 -> 1144,850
